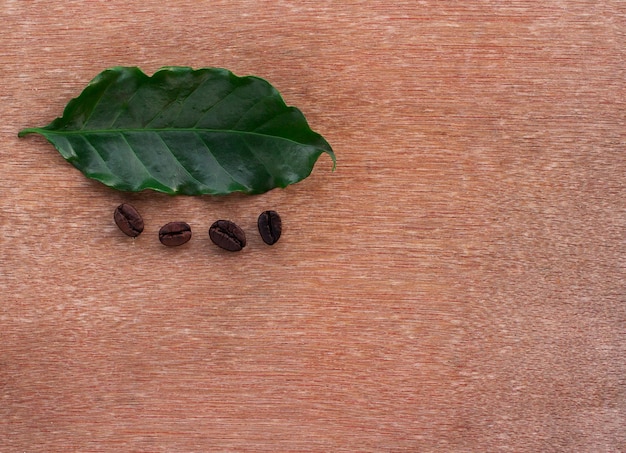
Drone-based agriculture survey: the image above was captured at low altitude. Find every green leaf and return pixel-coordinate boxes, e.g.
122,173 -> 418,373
19,66 -> 335,195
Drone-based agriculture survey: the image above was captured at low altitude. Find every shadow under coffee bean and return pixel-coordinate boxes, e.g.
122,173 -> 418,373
159,221 -> 192,246
209,220 -> 246,252
114,203 -> 144,237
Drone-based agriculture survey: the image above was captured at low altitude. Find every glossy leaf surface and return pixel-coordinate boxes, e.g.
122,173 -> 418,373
19,67 -> 335,195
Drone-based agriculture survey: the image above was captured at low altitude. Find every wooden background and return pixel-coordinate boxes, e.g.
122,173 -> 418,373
1,1 -> 624,451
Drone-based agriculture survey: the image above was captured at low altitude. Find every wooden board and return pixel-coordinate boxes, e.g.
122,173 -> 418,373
2,1 -> 624,451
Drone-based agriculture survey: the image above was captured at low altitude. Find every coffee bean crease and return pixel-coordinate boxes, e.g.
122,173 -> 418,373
114,203 -> 144,237
258,210 -> 282,245
159,221 -> 192,246
209,220 -> 246,252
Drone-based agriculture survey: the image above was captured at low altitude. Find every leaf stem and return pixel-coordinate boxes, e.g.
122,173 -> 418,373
17,127 -> 43,137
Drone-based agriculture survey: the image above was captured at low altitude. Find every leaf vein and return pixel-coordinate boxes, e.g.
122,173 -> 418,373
109,85 -> 140,128
152,132 -> 208,189
191,84 -> 240,128
81,135 -> 118,179
240,135 -> 279,182
80,75 -> 118,130
165,74 -> 214,127
193,131 -> 250,191
117,132 -> 167,188
231,97 -> 269,130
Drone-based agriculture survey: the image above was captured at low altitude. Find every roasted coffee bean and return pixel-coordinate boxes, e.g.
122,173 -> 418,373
114,203 -> 144,237
159,222 -> 192,246
209,220 -> 246,252
257,210 -> 282,245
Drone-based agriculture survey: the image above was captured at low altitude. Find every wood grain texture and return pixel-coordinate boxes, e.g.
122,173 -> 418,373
1,1 -> 624,451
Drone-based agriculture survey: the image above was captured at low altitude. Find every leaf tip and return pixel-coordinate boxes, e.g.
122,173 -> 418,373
325,149 -> 337,172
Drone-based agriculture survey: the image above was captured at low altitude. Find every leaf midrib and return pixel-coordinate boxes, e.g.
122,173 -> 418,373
21,127 -> 323,149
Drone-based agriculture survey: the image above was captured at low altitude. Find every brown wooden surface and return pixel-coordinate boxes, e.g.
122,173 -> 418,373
2,1 -> 625,451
